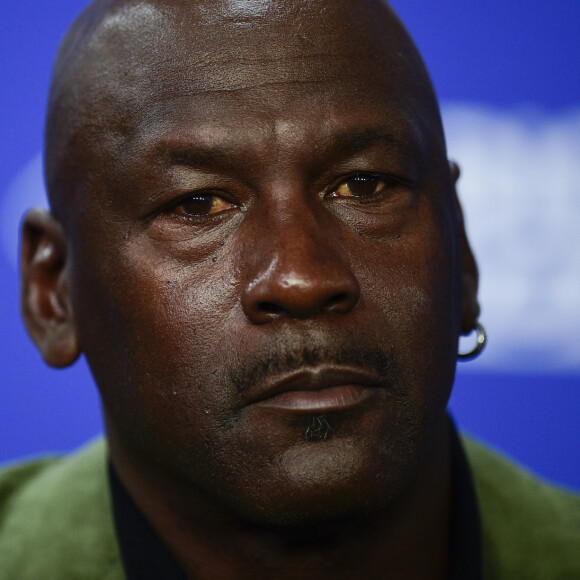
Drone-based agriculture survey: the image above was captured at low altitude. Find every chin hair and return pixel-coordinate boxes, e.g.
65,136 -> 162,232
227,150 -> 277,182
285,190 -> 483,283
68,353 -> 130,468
305,414 -> 333,442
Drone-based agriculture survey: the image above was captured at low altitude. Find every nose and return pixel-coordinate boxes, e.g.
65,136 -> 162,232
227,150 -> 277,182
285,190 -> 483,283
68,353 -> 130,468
241,211 -> 360,324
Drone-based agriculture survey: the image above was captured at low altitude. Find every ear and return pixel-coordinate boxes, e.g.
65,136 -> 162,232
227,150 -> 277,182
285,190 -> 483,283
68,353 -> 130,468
450,161 -> 480,335
20,208 -> 80,367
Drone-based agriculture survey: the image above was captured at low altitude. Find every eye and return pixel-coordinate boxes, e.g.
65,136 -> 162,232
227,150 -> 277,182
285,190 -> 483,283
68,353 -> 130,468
172,193 -> 235,218
331,173 -> 387,199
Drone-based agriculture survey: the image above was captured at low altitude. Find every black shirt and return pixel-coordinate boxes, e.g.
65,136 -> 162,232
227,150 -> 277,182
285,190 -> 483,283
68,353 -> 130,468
109,421 -> 482,579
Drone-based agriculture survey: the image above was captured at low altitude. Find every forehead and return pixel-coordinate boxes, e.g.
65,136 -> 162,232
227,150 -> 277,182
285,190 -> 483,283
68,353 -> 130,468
81,0 -> 432,120
48,0 -> 444,210
95,0 -> 401,65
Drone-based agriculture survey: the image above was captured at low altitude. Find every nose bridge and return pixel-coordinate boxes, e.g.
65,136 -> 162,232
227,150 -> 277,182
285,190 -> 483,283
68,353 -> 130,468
268,198 -> 334,277
241,192 -> 360,323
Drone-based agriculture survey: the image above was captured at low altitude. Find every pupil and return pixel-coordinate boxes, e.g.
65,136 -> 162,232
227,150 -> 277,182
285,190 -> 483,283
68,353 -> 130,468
348,175 -> 379,197
181,195 -> 213,215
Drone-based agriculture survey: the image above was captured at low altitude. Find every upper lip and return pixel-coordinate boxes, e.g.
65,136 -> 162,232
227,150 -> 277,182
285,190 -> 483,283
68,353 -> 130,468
245,365 -> 386,405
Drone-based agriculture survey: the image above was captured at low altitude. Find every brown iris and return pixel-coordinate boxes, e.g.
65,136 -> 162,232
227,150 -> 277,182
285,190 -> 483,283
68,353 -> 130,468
176,194 -> 233,217
335,174 -> 384,198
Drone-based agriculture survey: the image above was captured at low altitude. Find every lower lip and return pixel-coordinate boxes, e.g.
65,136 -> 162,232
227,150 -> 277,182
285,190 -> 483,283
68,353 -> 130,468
256,385 -> 376,413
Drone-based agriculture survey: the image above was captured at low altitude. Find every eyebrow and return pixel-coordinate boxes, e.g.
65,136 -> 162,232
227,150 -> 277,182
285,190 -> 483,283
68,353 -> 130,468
153,126 -> 404,171
165,146 -> 238,169
329,128 -> 399,157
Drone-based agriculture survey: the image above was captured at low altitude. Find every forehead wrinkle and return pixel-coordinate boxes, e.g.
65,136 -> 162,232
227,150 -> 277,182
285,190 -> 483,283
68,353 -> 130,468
128,79 -> 337,117
120,43 -> 362,111
73,0 -> 408,105
51,0 -> 420,115
49,0 -> 430,118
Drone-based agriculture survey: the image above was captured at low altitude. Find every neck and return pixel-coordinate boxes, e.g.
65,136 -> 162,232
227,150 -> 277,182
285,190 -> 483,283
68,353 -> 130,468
108,419 -> 452,580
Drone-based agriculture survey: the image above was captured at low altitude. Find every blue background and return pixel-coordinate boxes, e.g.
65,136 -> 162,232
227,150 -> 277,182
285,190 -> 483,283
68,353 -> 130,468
1,1 -> 579,490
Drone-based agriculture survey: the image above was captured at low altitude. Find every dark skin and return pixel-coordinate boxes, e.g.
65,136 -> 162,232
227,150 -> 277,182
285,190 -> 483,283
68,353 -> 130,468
21,0 -> 479,578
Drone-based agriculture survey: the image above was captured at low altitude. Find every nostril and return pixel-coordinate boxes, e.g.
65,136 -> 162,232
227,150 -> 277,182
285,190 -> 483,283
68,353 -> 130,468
326,293 -> 350,311
259,302 -> 285,315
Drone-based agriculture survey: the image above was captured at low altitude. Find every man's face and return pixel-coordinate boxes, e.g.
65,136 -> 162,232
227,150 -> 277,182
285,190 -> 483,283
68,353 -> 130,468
54,0 -> 472,525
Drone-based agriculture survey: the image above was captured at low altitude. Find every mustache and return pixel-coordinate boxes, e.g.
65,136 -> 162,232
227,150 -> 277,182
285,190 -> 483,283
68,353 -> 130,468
227,341 -> 396,396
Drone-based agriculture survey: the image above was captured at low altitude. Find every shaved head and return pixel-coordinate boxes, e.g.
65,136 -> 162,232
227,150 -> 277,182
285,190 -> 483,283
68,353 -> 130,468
45,0 -> 444,220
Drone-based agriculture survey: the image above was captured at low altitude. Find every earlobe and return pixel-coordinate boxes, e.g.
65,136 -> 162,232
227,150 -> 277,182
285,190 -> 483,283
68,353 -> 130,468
460,249 -> 480,335
20,208 -> 80,368
450,162 -> 480,334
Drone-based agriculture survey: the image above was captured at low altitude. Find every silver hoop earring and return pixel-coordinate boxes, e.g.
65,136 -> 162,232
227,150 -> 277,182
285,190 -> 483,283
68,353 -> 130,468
458,322 -> 487,361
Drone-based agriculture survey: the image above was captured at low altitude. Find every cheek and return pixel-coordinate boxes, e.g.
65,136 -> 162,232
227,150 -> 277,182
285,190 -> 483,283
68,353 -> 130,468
69,238 -> 242,442
364,232 -> 458,333
359,220 -> 460,399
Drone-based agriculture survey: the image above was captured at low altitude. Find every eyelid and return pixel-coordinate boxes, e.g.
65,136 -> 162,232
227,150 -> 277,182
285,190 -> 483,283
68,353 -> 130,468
326,171 -> 409,199
179,193 -> 233,213
160,190 -> 238,222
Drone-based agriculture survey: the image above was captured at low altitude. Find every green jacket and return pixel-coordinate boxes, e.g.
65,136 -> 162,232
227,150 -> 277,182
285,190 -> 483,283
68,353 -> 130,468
0,437 -> 579,579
